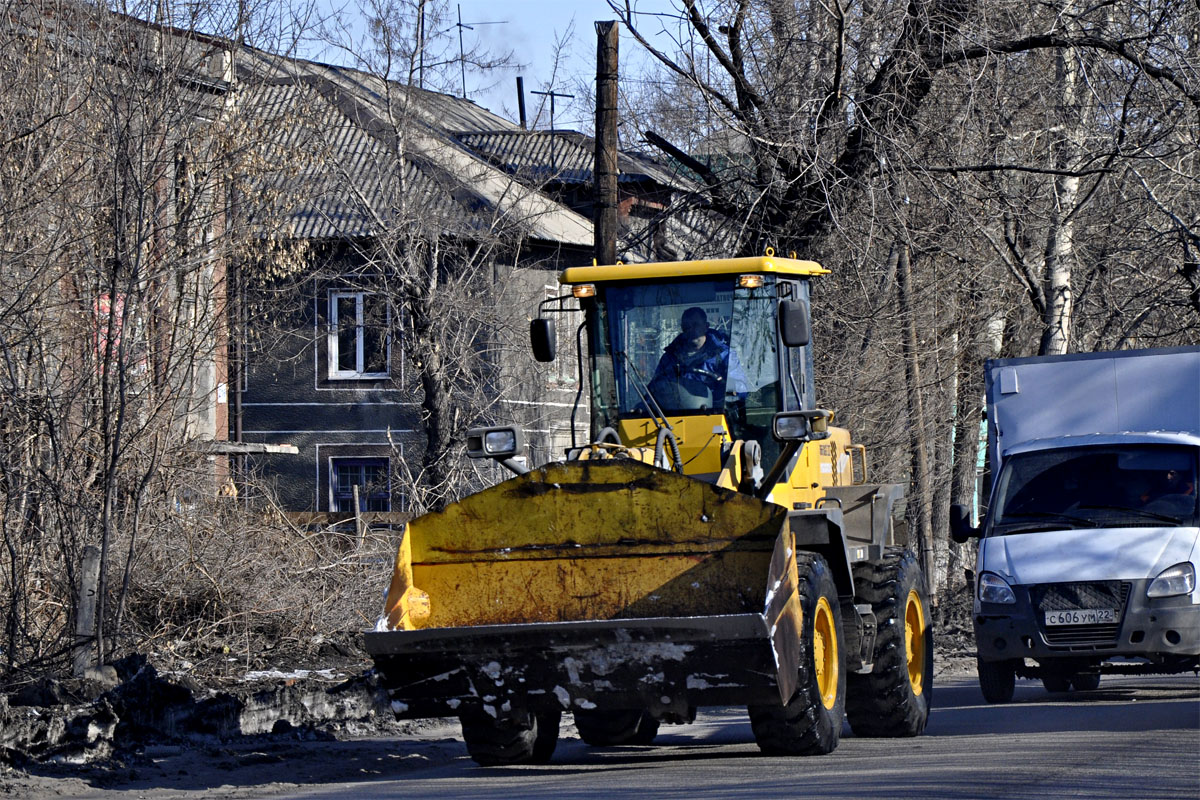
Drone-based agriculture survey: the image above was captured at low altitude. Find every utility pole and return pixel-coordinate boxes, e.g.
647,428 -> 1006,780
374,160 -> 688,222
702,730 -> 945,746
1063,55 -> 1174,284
593,20 -> 619,266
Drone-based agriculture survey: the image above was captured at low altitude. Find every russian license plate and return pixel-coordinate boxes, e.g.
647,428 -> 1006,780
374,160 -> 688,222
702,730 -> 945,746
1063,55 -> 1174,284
1044,608 -> 1118,626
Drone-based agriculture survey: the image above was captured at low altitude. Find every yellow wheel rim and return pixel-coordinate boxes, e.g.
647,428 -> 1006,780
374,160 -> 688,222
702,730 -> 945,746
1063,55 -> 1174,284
905,589 -> 926,696
813,596 -> 839,709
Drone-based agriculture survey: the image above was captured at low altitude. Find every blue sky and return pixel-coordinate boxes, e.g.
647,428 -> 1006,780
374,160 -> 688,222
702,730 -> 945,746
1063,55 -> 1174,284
306,0 -> 680,130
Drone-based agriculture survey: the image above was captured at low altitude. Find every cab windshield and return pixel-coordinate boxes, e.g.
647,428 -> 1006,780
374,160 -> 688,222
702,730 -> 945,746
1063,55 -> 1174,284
589,277 -> 782,442
989,444 -> 1200,534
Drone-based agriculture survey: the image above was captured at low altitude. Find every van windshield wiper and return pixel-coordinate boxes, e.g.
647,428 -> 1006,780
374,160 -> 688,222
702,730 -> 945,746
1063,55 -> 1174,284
1079,504 -> 1183,525
996,511 -> 1096,530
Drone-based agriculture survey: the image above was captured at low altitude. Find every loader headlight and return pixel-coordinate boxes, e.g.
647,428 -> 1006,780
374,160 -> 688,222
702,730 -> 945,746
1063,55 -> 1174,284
466,426 -> 523,459
1147,563 -> 1196,598
772,409 -> 832,442
978,572 -> 1016,605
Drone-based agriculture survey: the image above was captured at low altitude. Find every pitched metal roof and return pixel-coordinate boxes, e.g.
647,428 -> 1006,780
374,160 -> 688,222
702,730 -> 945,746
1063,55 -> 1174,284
455,130 -> 693,191
237,52 -> 594,246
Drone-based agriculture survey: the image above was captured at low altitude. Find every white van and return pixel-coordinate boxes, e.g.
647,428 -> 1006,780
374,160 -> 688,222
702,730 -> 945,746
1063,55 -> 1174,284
951,347 -> 1200,702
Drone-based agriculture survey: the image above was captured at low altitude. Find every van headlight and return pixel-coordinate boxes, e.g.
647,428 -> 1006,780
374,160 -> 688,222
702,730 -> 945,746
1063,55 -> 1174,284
978,572 -> 1016,604
1147,563 -> 1196,598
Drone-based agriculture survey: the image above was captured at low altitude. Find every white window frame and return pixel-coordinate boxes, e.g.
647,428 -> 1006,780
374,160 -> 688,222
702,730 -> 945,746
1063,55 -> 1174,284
328,290 -> 390,380
328,456 -> 392,513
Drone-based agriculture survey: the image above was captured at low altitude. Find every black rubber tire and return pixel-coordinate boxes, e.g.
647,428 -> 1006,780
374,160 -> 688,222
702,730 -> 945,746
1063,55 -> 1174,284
1042,671 -> 1072,693
1071,671 -> 1101,691
748,552 -> 846,756
845,547 -> 934,737
460,709 -> 560,766
574,709 -> 660,746
530,710 -> 561,762
978,658 -> 1017,704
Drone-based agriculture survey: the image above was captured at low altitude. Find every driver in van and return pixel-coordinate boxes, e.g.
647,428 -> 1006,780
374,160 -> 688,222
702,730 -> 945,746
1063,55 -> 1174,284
1141,467 -> 1196,504
648,307 -> 749,410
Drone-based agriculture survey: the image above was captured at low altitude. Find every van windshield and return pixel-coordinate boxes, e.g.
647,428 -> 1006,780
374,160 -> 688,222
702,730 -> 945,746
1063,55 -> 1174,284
989,444 -> 1199,534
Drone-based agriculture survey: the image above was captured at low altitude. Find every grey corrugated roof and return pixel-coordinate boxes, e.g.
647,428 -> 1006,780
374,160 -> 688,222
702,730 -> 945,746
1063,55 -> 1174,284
455,130 -> 693,191
238,52 -> 593,246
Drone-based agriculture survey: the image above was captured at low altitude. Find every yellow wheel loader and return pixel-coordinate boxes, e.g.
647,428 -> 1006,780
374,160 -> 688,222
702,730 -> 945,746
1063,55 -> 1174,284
363,255 -> 933,765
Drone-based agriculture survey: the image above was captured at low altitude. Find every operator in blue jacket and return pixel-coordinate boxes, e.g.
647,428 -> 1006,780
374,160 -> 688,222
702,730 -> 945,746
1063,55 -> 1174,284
648,306 -> 749,411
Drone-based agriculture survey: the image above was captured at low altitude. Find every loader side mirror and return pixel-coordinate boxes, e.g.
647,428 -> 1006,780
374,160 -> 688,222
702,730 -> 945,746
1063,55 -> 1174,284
950,503 -> 980,543
466,426 -> 529,476
772,409 -> 831,442
779,299 -> 811,348
530,318 -> 556,362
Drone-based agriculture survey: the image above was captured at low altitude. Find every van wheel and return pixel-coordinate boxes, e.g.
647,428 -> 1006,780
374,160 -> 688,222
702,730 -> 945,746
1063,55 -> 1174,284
1042,670 -> 1072,693
574,709 -> 659,746
460,709 -> 560,765
846,547 -> 933,737
1071,671 -> 1101,691
749,553 -> 845,755
978,658 -> 1016,704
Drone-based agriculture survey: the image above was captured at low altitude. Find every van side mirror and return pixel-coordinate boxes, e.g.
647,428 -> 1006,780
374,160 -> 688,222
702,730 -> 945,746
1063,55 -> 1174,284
530,318 -> 556,362
950,503 -> 980,543
779,299 -> 810,348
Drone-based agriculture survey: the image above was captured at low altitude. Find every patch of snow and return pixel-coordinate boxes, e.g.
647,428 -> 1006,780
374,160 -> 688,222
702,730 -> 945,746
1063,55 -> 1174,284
447,698 -> 461,709
574,699 -> 597,710
390,700 -> 409,714
685,674 -> 731,689
553,686 -> 571,708
242,669 -> 338,682
481,661 -> 503,681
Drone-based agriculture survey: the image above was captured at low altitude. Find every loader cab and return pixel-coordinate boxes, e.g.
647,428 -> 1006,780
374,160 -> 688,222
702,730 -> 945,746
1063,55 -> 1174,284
559,257 -> 828,478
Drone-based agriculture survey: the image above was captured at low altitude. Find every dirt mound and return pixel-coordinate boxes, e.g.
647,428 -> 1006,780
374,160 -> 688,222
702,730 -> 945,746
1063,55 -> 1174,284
0,650 -> 402,769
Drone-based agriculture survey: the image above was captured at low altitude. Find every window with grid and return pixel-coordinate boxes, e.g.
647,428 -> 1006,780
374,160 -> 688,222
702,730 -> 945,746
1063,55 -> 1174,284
328,291 -> 390,379
330,458 -> 391,512
544,286 -> 578,388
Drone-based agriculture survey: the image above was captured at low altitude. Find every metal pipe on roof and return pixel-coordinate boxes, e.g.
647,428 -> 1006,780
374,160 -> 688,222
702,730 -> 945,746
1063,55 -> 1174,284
516,76 -> 527,129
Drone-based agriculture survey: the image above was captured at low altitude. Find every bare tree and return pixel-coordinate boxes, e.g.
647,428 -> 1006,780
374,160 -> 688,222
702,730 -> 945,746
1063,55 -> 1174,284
244,0 -> 590,514
608,0 -> 1199,597
0,0 -> 320,678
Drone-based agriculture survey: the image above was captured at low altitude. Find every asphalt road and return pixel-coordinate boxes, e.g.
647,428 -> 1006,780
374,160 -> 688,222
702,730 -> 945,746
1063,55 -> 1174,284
288,673 -> 1200,800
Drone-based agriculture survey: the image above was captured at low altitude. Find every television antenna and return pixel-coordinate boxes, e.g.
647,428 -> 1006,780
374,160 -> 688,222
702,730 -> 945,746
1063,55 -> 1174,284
455,4 -> 507,99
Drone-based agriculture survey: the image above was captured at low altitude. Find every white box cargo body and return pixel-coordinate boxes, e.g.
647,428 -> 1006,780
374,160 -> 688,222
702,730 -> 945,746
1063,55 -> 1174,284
953,346 -> 1200,703
986,346 -> 1200,475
